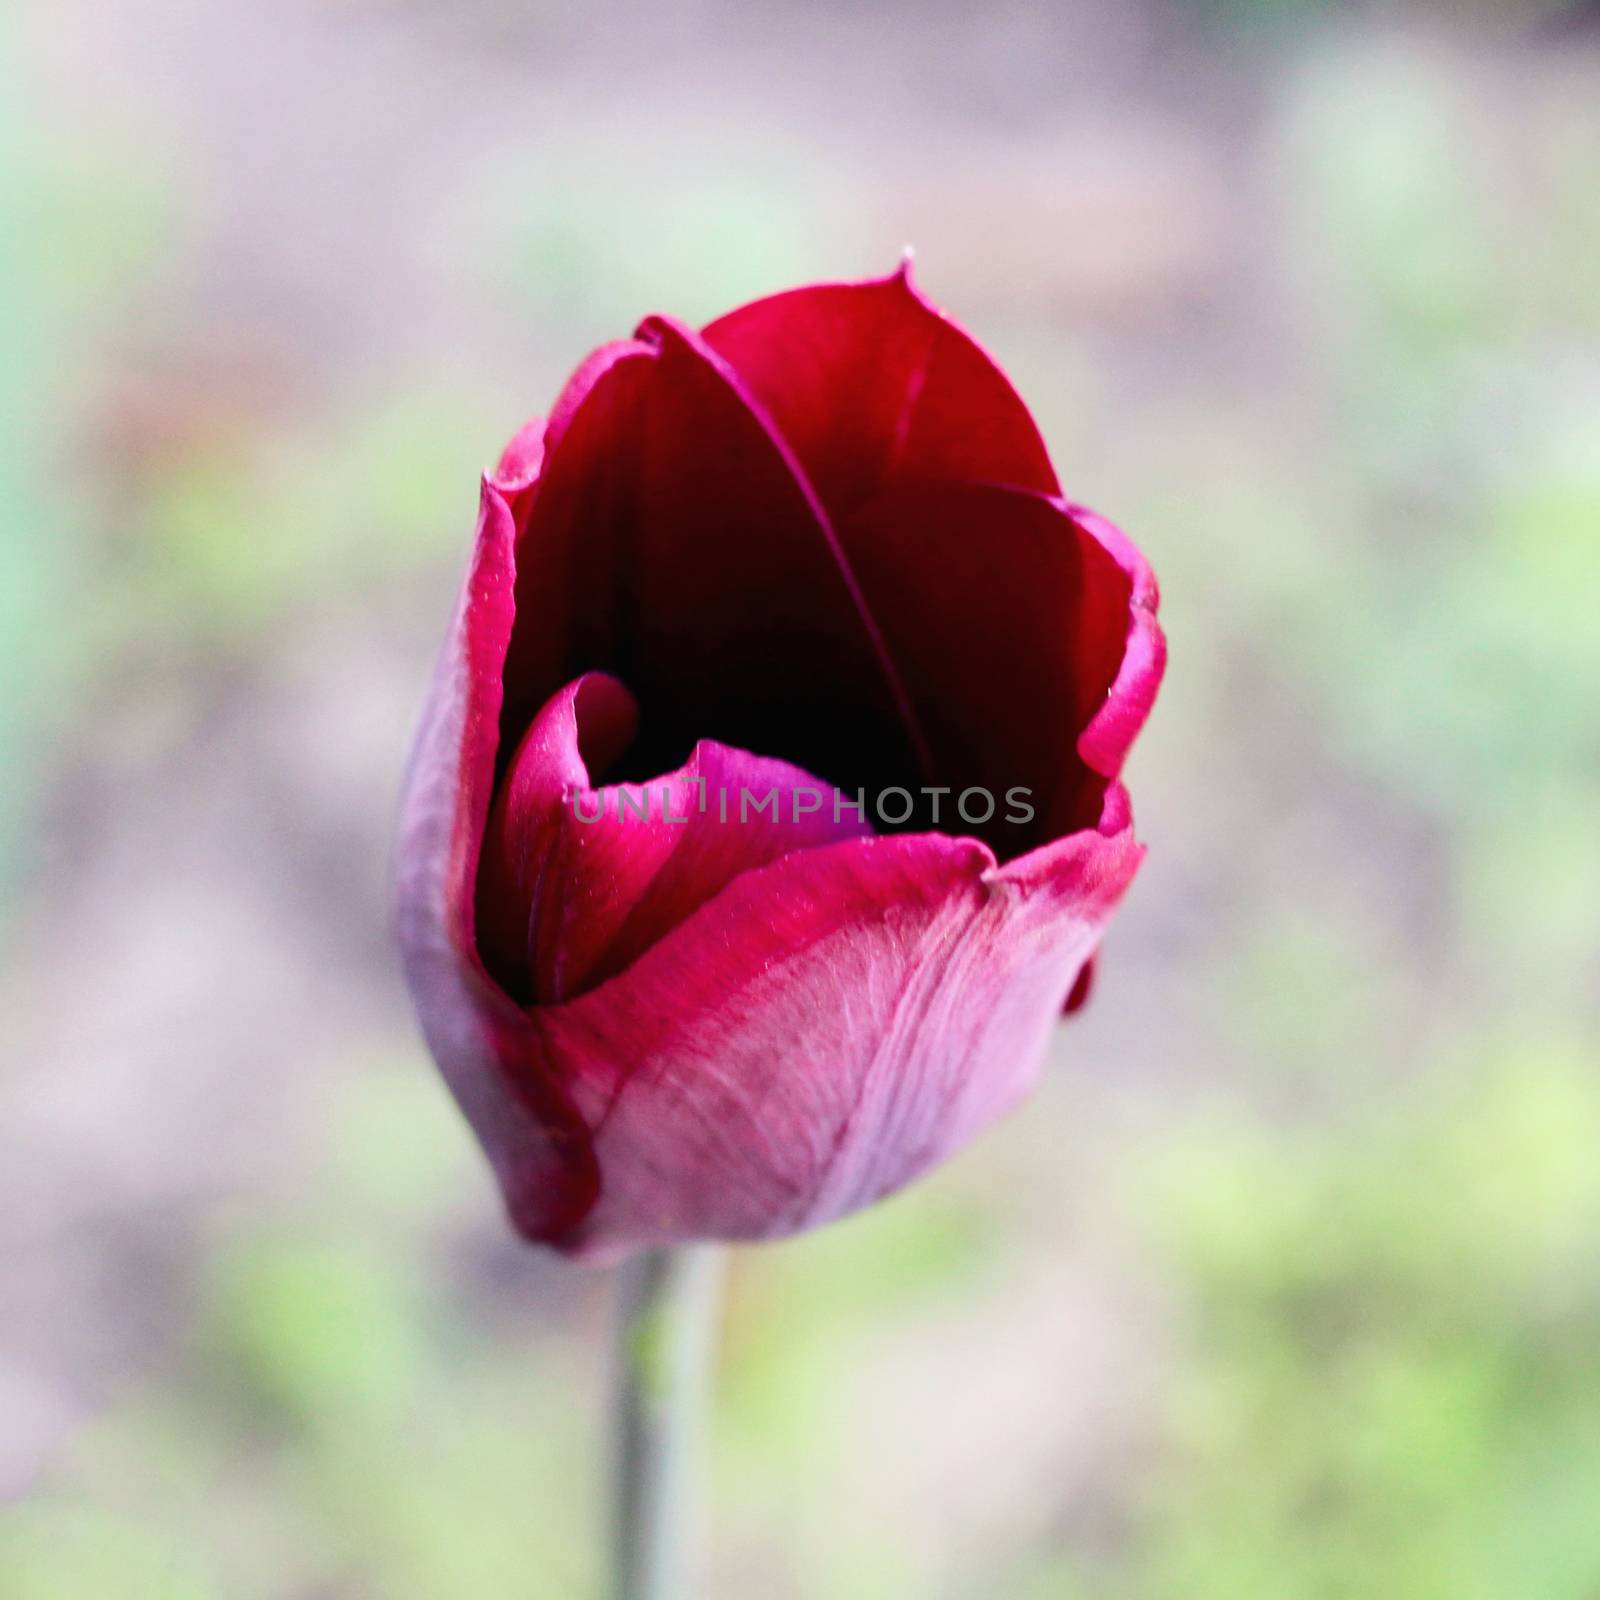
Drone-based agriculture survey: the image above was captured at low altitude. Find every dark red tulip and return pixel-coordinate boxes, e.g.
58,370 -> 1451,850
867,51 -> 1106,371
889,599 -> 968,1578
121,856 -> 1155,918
394,263 -> 1164,1259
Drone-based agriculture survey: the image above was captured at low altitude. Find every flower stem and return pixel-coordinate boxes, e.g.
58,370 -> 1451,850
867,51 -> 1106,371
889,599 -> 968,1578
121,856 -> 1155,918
611,1246 -> 723,1600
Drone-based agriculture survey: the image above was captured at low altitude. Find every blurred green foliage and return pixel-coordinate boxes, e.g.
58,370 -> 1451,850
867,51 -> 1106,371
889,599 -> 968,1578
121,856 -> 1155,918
94,393 -> 505,648
0,88 -> 65,915
1115,1047 -> 1600,1600
5,1158 -> 602,1598
0,39 -> 176,921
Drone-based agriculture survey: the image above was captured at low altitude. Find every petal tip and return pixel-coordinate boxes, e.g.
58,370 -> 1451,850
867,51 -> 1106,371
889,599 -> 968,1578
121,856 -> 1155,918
1060,503 -> 1167,783
490,416 -> 545,492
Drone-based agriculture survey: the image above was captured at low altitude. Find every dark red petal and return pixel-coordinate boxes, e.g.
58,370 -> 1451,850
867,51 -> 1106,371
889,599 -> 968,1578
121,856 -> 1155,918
480,673 -> 873,1005
491,339 -> 653,754
838,481 -> 1159,854
700,260 -> 1059,524
529,791 -> 1142,1257
494,318 -> 928,801
1063,955 -> 1096,1014
392,479 -> 598,1239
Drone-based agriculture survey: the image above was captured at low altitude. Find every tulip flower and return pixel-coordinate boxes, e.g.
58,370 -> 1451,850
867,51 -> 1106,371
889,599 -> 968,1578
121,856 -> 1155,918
395,260 -> 1164,1263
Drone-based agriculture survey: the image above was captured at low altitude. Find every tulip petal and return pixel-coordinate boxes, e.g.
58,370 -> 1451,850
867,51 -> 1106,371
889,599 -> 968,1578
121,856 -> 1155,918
393,478 -> 599,1239
1066,503 -> 1166,782
838,480 -> 1161,854
494,318 -> 929,801
478,673 -> 874,1005
530,788 -> 1141,1255
701,260 -> 1059,523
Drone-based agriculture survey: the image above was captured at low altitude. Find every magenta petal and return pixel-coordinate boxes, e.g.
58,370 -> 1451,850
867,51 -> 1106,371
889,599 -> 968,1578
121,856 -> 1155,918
562,741 -> 875,998
393,479 -> 598,1239
1067,503 -> 1166,782
839,480 -> 1160,851
480,673 -> 874,1005
532,797 -> 1142,1256
475,672 -> 642,1002
701,261 -> 1060,523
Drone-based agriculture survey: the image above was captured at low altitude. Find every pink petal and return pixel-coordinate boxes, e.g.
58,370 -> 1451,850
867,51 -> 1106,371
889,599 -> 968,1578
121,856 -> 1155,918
529,787 -> 1142,1256
479,673 -> 874,1005
392,478 -> 598,1239
839,480 -> 1159,853
701,260 -> 1059,524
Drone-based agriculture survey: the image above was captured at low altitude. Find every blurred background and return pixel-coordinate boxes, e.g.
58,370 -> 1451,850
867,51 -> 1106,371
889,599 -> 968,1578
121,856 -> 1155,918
4,0 -> 1599,1594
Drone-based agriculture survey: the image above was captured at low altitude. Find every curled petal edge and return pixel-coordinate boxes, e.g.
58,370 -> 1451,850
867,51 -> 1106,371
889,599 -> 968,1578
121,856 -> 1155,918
1068,502 -> 1166,782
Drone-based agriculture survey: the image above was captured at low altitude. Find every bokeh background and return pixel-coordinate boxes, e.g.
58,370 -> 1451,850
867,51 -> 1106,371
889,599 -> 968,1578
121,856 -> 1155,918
4,0 -> 1599,1594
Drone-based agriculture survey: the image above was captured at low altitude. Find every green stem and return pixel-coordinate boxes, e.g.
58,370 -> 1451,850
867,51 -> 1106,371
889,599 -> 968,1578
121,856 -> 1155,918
611,1246 -> 723,1600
